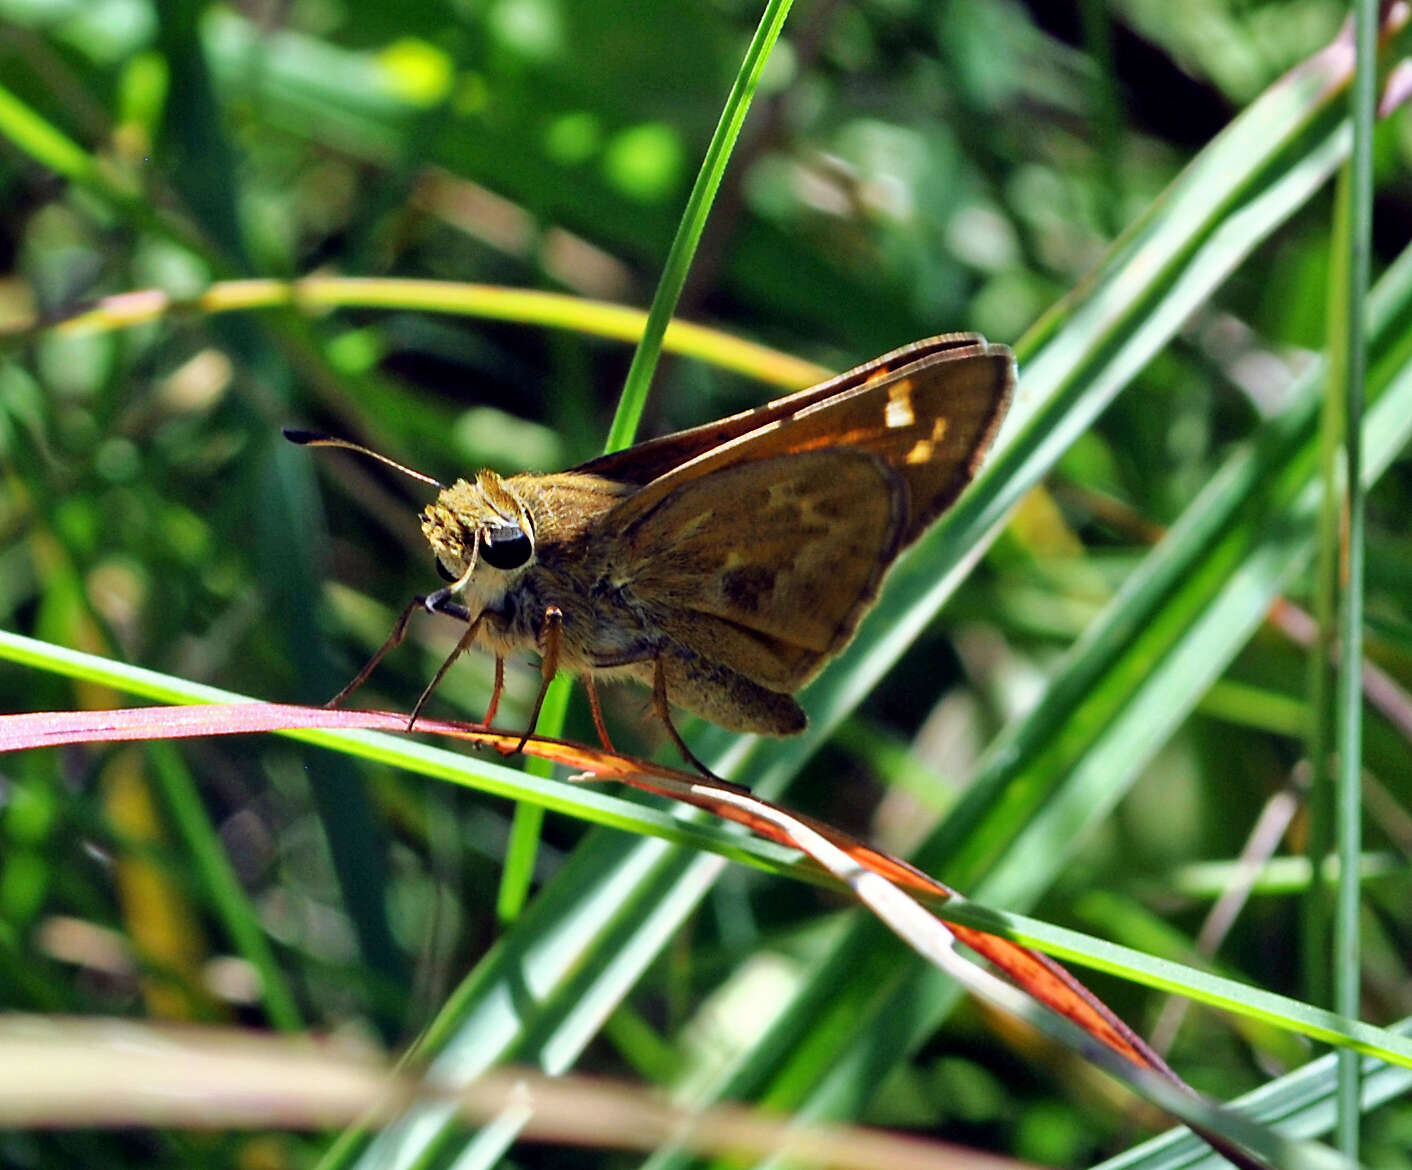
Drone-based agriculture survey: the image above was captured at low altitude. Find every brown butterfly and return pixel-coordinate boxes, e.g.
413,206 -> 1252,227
287,333 -> 1013,774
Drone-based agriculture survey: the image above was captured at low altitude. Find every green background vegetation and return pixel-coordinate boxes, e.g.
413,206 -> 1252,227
2,0 -> 1411,1167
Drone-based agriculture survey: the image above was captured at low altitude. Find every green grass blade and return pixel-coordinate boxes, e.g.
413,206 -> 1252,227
1331,0 -> 1378,1154
636,62 -> 1411,1163
494,678 -> 565,926
0,81 -> 216,268
346,34 -> 1382,1170
5,12 -> 1405,1168
496,0 -> 792,930
699,234 -> 1412,1150
146,743 -> 304,1032
0,633 -> 804,874
1094,1022 -> 1412,1170
603,0 -> 794,453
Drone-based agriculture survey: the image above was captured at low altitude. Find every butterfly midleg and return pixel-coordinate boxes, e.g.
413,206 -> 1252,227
477,654 -> 506,729
583,677 -> 616,752
512,605 -> 564,754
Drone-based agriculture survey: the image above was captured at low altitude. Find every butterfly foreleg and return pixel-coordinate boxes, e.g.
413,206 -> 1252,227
327,597 -> 423,709
408,609 -> 490,730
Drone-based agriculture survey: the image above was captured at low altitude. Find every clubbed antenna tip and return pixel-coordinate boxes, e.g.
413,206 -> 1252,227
282,427 -> 443,489
282,427 -> 330,446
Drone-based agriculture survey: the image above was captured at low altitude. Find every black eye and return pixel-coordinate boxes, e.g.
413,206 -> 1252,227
480,525 -> 533,570
434,558 -> 457,583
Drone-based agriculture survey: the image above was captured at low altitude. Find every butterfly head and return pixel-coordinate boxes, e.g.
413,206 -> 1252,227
280,429 -> 539,609
424,471 -> 537,601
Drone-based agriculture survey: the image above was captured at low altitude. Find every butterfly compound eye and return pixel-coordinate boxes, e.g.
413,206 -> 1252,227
434,558 -> 457,583
480,525 -> 533,570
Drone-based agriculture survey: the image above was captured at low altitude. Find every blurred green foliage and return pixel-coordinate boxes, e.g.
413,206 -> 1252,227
2,0 -> 1411,1168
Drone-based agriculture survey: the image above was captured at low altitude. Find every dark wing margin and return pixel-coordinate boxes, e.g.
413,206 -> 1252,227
572,334 -> 1002,487
607,343 -> 1014,549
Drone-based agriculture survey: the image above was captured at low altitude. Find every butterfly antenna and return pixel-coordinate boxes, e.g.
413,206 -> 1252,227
283,428 -> 444,489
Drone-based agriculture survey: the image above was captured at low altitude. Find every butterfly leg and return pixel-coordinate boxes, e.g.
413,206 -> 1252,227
407,611 -> 488,730
475,654 -> 506,730
583,676 -> 616,753
327,597 -> 422,709
652,658 -> 728,782
512,605 -> 564,754
328,583 -> 478,718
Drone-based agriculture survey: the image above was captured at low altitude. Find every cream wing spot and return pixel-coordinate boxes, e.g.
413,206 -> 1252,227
905,415 -> 952,464
885,378 -> 915,429
884,398 -> 912,429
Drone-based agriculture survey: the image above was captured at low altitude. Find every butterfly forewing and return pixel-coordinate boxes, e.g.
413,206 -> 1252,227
814,345 -> 1013,548
608,345 -> 1012,541
603,344 -> 1013,693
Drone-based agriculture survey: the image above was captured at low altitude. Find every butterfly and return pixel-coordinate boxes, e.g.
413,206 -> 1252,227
288,333 -> 1013,773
